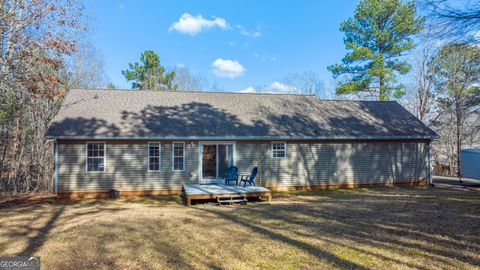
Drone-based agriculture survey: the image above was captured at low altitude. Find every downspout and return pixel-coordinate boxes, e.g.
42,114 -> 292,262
53,139 -> 58,195
256,140 -> 262,186
428,140 -> 433,186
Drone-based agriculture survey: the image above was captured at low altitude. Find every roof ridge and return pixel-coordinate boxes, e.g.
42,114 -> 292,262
70,88 -> 316,97
70,88 -> 399,102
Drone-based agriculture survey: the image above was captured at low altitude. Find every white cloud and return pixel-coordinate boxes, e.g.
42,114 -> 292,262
268,81 -> 296,93
237,25 -> 261,39
212,58 -> 245,78
169,13 -> 228,36
237,82 -> 297,94
254,52 -> 276,62
238,86 -> 256,93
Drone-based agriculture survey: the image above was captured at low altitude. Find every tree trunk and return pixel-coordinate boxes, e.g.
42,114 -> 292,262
379,75 -> 385,101
456,107 -> 462,178
456,126 -> 461,178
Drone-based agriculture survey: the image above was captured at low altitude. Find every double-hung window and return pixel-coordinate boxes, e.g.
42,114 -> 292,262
172,142 -> 185,171
148,142 -> 161,171
86,142 -> 106,172
272,142 -> 286,158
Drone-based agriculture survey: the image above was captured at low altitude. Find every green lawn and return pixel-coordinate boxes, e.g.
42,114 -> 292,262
1,184 -> 479,269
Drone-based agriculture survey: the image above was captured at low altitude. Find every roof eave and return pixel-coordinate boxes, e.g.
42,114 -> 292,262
45,135 -> 437,141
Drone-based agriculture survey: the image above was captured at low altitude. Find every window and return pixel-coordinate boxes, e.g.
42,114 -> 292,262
272,142 -> 286,158
172,142 -> 185,171
86,143 -> 105,172
148,143 -> 161,171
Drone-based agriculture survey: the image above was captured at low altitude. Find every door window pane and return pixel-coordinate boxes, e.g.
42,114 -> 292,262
202,145 -> 216,178
227,145 -> 233,167
218,145 -> 228,178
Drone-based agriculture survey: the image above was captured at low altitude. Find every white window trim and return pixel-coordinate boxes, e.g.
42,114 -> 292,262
147,142 -> 162,172
172,141 -> 185,171
85,142 -> 106,173
271,141 -> 287,159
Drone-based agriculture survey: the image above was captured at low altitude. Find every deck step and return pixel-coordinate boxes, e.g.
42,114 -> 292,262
217,195 -> 247,205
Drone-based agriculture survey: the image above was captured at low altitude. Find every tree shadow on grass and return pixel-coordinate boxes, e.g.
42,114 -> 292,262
197,207 -> 369,270
1,200 -> 129,256
19,204 -> 66,256
196,186 -> 480,269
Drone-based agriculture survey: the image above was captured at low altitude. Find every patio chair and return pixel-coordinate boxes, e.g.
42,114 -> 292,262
224,166 -> 239,186
240,167 -> 258,187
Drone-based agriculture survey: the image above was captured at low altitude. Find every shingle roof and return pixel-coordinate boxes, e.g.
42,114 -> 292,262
46,89 -> 438,140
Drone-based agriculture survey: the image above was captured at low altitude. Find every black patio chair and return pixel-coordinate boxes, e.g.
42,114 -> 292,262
240,167 -> 258,187
224,166 -> 239,186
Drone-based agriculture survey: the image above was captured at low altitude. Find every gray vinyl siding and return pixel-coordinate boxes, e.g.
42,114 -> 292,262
57,139 -> 429,193
57,140 -> 197,192
235,140 -> 428,187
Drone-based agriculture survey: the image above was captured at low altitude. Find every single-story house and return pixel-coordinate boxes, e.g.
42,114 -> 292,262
46,89 -> 438,198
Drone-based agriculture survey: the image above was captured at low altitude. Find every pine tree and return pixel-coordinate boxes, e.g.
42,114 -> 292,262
122,50 -> 176,90
328,0 -> 423,100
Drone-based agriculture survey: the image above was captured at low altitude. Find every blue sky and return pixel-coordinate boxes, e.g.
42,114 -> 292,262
85,0 -> 359,93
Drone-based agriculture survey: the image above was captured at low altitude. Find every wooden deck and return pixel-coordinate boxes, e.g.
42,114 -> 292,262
182,184 -> 272,206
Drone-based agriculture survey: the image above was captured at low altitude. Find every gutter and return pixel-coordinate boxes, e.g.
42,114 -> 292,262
46,135 -> 438,141
53,139 -> 58,195
428,141 -> 433,186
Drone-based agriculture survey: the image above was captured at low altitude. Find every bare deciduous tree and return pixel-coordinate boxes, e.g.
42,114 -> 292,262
62,42 -> 108,89
410,38 -> 439,123
173,66 -> 207,92
0,0 -> 85,196
422,0 -> 480,43
431,44 -> 480,177
280,72 -> 326,97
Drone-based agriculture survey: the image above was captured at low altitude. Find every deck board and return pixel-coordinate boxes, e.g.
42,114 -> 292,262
182,184 -> 272,206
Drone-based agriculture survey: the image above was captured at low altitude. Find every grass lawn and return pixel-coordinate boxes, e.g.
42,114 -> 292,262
0,184 -> 479,269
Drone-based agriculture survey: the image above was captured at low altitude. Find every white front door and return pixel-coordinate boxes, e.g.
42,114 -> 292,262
198,142 -> 235,184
